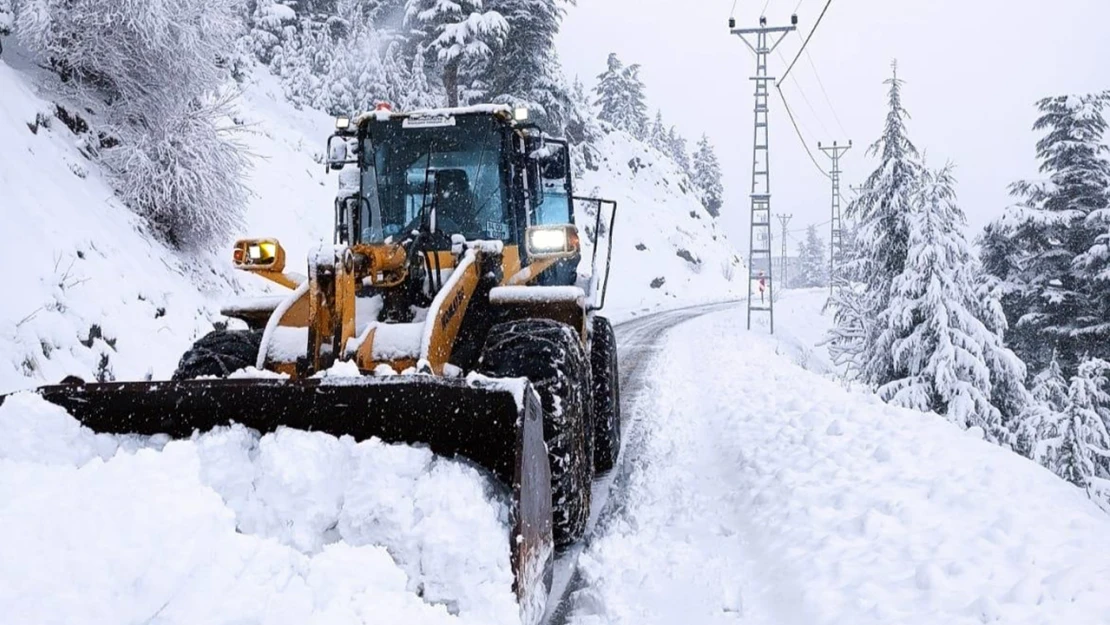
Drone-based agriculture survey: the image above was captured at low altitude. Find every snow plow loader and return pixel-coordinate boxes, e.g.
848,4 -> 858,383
1,105 -> 620,621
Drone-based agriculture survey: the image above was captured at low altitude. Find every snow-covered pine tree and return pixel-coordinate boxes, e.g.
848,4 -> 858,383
649,110 -> 668,153
1058,359 -> 1110,506
982,93 -> 1110,375
483,0 -> 571,131
404,0 -> 507,107
16,0 -> 249,250
875,165 -> 1027,441
794,225 -> 828,288
666,127 -> 692,177
692,134 -> 724,217
594,53 -> 649,139
1015,355 -> 1069,465
832,61 -> 925,386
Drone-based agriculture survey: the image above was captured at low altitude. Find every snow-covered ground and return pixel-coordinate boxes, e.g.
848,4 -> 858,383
575,128 -> 745,321
0,392 -> 519,625
567,290 -> 1110,625
0,56 -> 335,394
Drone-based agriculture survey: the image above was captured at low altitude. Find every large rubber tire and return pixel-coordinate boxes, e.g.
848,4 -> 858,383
172,330 -> 262,380
590,316 -> 621,473
478,318 -> 593,547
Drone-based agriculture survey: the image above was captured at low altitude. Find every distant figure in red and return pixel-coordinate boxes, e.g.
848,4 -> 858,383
758,271 -> 767,303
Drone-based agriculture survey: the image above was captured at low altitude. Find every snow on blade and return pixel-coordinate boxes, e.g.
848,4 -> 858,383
0,393 -> 521,625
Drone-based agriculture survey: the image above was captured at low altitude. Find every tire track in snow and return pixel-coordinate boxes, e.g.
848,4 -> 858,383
540,301 -> 739,625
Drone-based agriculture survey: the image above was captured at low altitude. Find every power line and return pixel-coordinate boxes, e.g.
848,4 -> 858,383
730,0 -> 740,18
775,85 -> 830,179
793,0 -> 807,11
762,0 -> 773,16
803,47 -> 848,137
780,0 -> 833,84
776,49 -> 831,138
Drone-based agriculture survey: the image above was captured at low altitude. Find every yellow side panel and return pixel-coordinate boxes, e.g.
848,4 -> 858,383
424,258 -> 481,373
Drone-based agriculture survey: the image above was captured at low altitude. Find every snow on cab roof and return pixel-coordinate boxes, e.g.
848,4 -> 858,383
353,104 -> 513,125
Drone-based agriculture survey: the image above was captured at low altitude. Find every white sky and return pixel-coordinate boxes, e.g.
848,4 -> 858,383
557,0 -> 1110,254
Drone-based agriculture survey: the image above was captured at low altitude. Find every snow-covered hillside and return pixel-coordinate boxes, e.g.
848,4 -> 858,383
576,127 -> 744,319
0,57 -> 328,394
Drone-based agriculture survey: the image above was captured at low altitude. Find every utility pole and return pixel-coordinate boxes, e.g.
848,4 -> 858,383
731,13 -> 797,335
819,140 -> 851,296
777,213 -> 793,289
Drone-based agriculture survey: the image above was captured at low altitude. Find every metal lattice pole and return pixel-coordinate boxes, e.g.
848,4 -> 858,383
777,213 -> 793,289
819,141 -> 851,296
731,16 -> 797,335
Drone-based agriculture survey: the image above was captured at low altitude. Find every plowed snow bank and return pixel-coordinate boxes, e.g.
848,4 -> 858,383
0,392 -> 520,625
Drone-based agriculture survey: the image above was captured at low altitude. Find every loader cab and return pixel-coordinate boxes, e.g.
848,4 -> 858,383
332,107 -> 579,285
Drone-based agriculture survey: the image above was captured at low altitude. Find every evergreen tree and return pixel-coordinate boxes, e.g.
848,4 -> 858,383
692,134 -> 724,217
1058,359 -> 1110,505
874,165 -> 1028,441
404,0 -> 507,107
649,110 -> 668,153
666,127 -> 692,176
1015,355 -> 1068,464
832,61 -> 925,386
594,53 -> 648,139
982,93 -> 1110,375
794,225 -> 828,288
484,0 -> 571,131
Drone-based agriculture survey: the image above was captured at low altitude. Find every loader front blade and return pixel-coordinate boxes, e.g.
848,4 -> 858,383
3,376 -> 554,618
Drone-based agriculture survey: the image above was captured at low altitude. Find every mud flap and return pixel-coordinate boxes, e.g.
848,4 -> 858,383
4,376 -> 554,620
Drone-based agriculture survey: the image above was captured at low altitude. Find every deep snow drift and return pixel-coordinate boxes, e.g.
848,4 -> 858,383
567,291 -> 1110,625
0,392 -> 519,625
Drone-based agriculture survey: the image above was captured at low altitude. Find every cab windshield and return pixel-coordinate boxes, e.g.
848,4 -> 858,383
360,116 -> 510,243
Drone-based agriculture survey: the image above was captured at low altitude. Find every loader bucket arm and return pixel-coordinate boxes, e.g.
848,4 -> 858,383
3,377 -> 553,614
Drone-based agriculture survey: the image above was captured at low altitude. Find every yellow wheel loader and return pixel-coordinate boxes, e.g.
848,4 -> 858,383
1,104 -> 621,619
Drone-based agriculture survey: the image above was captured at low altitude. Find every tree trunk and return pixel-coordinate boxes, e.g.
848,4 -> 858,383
443,60 -> 459,108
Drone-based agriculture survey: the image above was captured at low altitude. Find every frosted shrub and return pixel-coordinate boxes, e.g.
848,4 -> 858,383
16,0 -> 248,250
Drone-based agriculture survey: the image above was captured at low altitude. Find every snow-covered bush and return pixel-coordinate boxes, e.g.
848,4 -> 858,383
15,0 -> 248,250
0,0 -> 13,37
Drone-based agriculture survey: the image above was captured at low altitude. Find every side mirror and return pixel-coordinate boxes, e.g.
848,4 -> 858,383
232,238 -> 287,273
526,225 -> 580,260
540,144 -> 568,181
326,135 -> 352,171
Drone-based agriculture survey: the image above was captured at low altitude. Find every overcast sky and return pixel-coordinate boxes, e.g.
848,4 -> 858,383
557,0 -> 1110,254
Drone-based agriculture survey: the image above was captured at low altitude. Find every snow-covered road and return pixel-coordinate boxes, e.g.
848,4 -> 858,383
564,297 -> 1110,625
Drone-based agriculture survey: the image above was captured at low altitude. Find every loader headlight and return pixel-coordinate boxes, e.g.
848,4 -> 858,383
514,107 -> 530,122
526,225 -> 580,259
233,238 -> 286,272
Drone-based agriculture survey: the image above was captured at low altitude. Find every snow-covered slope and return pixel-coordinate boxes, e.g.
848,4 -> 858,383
576,127 -> 744,320
0,59 -> 334,394
568,292 -> 1110,625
